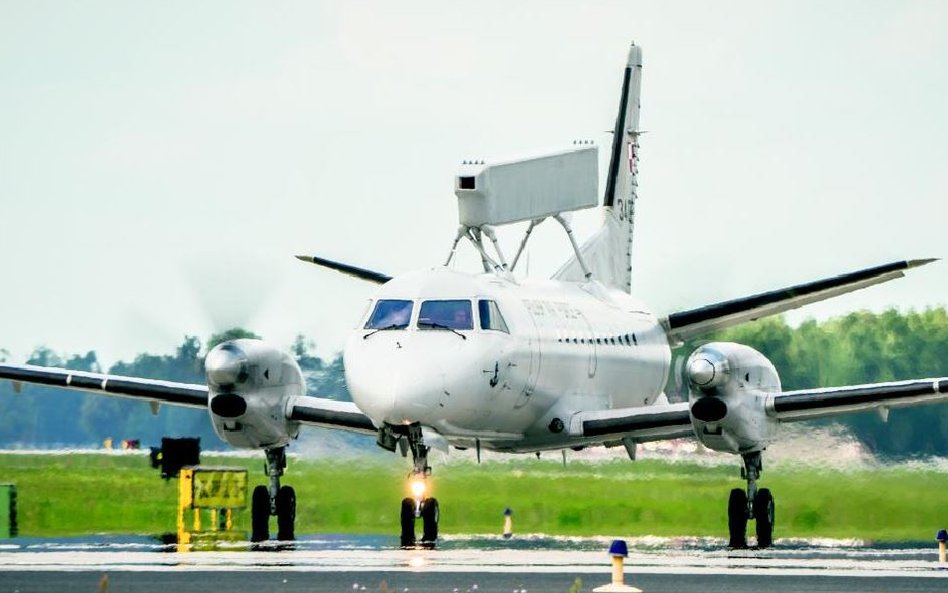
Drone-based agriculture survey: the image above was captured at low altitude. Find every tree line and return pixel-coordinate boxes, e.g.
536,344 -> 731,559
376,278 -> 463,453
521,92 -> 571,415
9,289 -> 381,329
0,329 -> 350,450
0,308 -> 946,457
694,307 -> 948,457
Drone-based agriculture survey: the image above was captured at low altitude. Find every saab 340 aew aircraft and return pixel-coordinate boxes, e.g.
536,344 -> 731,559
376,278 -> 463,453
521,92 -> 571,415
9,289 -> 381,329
2,43 -> 946,549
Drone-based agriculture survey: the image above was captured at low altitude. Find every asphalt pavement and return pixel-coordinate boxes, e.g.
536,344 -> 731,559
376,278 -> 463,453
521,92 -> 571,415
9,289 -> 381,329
1,570 -> 946,593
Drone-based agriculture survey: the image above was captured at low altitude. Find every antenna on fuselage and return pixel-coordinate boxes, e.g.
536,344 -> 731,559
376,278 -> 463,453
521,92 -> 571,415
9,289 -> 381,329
449,144 -> 599,279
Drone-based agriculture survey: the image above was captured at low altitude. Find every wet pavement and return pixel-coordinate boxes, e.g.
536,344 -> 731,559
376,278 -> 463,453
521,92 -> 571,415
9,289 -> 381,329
1,534 -> 946,592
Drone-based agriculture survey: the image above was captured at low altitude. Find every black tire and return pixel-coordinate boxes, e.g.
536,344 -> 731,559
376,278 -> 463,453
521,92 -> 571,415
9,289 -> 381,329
276,485 -> 296,541
251,485 -> 270,542
420,497 -> 439,544
754,488 -> 775,549
400,497 -> 416,547
727,488 -> 748,549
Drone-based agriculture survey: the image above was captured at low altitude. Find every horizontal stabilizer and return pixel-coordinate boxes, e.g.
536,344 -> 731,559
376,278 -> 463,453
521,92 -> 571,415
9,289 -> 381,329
295,255 -> 392,284
770,377 -> 948,422
663,259 -> 937,343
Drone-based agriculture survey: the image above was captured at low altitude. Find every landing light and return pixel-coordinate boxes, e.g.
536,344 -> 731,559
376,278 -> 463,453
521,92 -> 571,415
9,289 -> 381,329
410,478 -> 427,499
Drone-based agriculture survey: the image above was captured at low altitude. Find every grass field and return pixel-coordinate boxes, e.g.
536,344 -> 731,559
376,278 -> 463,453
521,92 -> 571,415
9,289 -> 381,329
1,452 -> 945,540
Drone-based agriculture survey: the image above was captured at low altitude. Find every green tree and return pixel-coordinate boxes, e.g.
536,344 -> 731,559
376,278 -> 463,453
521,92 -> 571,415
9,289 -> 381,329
206,328 -> 261,351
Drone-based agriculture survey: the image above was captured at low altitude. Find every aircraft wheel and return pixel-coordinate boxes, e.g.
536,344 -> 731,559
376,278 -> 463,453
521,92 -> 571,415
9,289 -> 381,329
420,497 -> 439,544
754,488 -> 775,549
276,485 -> 296,541
727,488 -> 747,549
251,485 -> 270,542
400,497 -> 416,547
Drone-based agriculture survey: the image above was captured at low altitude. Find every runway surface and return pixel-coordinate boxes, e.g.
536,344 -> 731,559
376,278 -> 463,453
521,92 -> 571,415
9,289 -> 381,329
1,535 -> 946,592
1,571 -> 946,593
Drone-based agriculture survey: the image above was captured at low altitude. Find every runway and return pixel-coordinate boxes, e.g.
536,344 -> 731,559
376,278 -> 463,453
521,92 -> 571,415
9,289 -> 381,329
1,535 -> 945,592
1,571 -> 945,593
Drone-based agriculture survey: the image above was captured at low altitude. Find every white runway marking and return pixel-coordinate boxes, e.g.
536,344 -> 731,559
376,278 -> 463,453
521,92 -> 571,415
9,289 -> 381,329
0,536 -> 948,578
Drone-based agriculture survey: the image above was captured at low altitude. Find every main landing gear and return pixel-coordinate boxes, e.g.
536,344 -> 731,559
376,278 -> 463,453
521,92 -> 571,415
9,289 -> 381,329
391,425 -> 439,548
728,451 -> 775,549
251,446 -> 296,543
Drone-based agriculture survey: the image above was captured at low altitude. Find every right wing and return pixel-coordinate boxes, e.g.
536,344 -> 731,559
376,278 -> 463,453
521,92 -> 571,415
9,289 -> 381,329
0,362 -> 378,436
663,259 -> 936,343
0,362 -> 208,408
287,395 -> 377,434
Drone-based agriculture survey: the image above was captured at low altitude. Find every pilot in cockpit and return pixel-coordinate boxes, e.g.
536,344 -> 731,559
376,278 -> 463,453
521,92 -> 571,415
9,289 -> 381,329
453,307 -> 471,329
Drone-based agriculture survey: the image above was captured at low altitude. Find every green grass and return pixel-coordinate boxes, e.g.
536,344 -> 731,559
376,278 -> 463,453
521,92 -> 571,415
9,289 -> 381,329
1,453 -> 945,541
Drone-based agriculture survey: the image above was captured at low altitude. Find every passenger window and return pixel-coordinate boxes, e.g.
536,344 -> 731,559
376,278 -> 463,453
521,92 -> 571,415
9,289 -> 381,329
419,300 -> 473,330
365,299 -> 413,329
478,300 -> 509,333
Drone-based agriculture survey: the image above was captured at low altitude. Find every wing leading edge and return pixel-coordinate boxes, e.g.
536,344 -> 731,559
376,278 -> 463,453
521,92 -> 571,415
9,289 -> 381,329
663,259 -> 936,344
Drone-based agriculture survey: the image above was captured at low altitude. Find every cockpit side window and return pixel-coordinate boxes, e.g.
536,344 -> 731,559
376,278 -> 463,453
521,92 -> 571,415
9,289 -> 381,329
418,300 -> 473,330
478,299 -> 509,333
365,299 -> 413,329
355,299 -> 373,328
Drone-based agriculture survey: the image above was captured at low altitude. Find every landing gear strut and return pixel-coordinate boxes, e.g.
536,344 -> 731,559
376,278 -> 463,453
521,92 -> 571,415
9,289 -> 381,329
250,446 -> 296,542
728,451 -> 775,549
391,424 -> 439,548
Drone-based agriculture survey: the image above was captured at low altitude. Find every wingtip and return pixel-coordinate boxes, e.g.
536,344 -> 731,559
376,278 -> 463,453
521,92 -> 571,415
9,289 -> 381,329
907,258 -> 939,268
295,255 -> 312,263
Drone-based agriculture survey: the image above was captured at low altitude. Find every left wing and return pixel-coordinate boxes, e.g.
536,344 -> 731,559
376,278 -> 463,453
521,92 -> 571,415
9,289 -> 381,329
768,377 -> 948,422
570,402 -> 692,442
569,377 -> 948,445
663,259 -> 935,343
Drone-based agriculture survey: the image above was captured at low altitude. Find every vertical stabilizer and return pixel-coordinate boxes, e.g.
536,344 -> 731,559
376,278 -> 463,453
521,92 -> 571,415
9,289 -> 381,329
553,43 -> 642,292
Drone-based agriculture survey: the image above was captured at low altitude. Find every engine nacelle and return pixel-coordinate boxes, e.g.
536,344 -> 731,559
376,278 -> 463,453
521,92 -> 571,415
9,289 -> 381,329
205,338 -> 304,449
686,342 -> 781,454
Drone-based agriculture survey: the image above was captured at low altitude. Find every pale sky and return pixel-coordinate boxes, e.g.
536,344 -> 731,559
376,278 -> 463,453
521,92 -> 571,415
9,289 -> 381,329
1,1 -> 946,367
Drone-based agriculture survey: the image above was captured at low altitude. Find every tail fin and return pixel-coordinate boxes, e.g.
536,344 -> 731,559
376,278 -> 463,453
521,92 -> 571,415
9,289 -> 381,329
553,43 -> 642,292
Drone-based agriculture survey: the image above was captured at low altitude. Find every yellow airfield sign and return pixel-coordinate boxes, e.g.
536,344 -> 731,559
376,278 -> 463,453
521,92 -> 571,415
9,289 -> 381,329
180,467 -> 248,509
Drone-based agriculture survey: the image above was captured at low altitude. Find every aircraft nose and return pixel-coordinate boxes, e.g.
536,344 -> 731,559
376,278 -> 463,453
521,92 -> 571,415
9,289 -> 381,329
346,343 -> 445,424
205,343 -> 249,389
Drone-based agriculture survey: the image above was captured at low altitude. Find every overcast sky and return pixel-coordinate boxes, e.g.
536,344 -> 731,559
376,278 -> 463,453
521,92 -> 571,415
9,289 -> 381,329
1,1 -> 946,367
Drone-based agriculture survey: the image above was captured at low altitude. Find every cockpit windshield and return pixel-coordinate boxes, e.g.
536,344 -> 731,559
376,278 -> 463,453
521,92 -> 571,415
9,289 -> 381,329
418,300 -> 473,330
365,299 -> 413,330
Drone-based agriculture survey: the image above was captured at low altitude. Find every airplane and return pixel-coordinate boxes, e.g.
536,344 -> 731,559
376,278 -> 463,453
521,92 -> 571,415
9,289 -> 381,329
1,42 -> 946,549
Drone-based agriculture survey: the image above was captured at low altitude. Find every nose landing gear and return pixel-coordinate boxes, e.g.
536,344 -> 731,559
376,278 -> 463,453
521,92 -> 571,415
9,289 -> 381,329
728,451 -> 775,549
250,446 -> 297,542
396,425 -> 439,548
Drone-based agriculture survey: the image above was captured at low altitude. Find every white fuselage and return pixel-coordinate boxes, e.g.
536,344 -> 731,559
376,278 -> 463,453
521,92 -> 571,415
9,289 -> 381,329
344,267 -> 671,452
